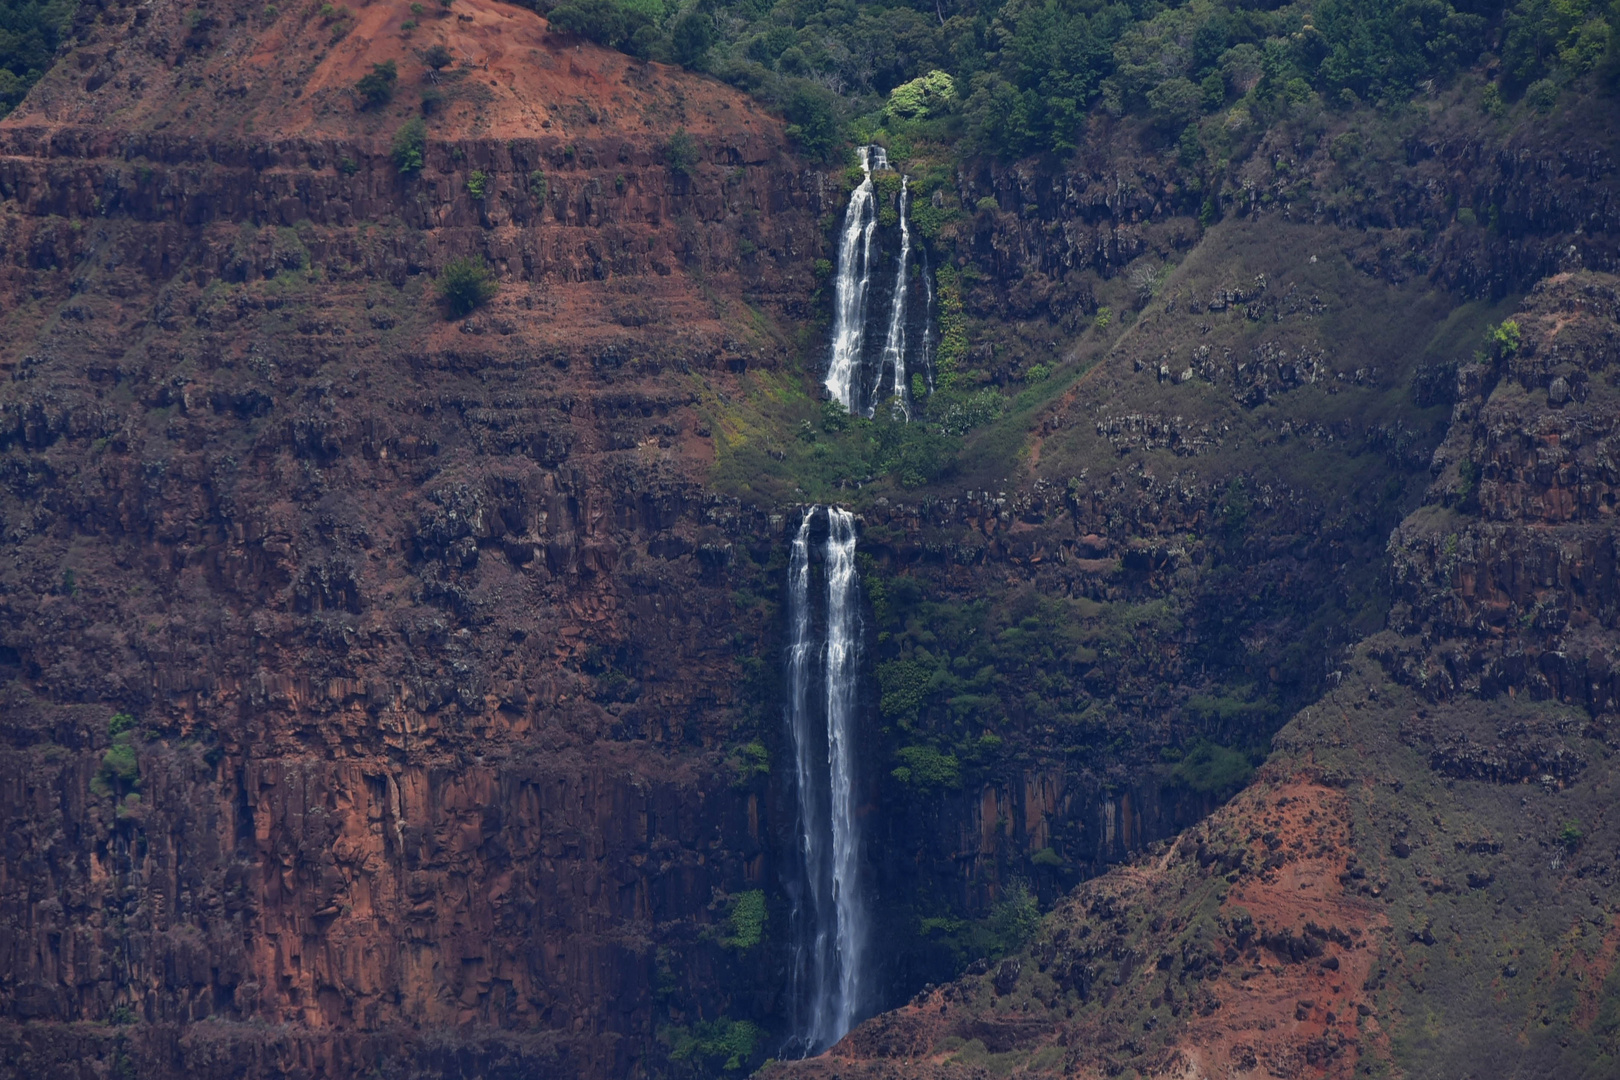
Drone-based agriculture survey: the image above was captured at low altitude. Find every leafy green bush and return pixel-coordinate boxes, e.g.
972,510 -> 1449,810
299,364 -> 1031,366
528,169 -> 549,207
665,127 -> 699,176
985,879 -> 1041,953
390,118 -> 427,174
438,255 -> 498,316
723,890 -> 766,949
466,169 -> 489,198
887,69 -> 956,121
423,42 -> 454,70
892,744 -> 962,789
1488,319 -> 1522,357
91,712 -> 140,798
354,60 -> 398,108
666,1018 -> 763,1072
1560,818 -> 1586,849
1170,740 -> 1254,795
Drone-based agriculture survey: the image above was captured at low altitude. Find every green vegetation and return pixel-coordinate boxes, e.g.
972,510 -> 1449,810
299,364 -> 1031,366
528,169 -> 549,207
722,890 -> 767,950
423,42 -> 454,70
1488,318 -> 1523,357
438,255 -> 498,316
665,1018 -> 764,1072
466,169 -> 489,199
354,59 -> 397,108
1560,818 -> 1586,850
1167,740 -> 1255,795
493,0 -> 1618,166
390,118 -> 427,175
90,712 -> 139,798
727,739 -> 770,786
0,0 -> 75,117
666,127 -> 700,176
892,743 -> 961,790
919,879 -> 1043,967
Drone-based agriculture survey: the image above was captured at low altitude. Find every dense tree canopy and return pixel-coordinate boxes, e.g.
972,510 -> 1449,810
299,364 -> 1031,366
519,0 -> 1617,159
0,0 -> 74,116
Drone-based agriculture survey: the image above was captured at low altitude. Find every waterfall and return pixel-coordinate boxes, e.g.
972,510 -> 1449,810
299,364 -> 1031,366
824,148 -> 882,413
782,506 -> 868,1056
824,145 -> 934,417
918,242 -> 937,393
877,176 -> 912,420
823,507 -> 865,1037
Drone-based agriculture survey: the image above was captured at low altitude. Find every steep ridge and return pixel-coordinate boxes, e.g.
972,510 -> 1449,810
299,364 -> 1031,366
765,272 -> 1620,1076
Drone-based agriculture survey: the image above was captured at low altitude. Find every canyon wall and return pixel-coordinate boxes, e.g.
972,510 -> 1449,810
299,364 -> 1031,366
2,0 -> 1620,1074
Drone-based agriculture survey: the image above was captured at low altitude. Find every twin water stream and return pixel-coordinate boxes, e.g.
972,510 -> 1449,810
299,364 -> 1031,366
823,146 -> 934,420
780,145 -> 934,1055
777,141 -> 946,1055
782,507 -> 866,1056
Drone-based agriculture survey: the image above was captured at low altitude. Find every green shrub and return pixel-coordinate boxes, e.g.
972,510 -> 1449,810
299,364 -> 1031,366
528,169 -> 549,207
1488,319 -> 1522,357
423,42 -> 454,70
1561,819 -> 1585,849
723,890 -> 766,949
666,1018 -> 763,1072
892,744 -> 961,789
91,713 -> 140,798
354,60 -> 398,108
1170,740 -> 1253,795
466,169 -> 489,199
390,118 -> 427,174
886,69 -> 956,121
438,255 -> 498,316
727,740 -> 769,784
337,156 -> 360,176
1031,846 -> 1065,868
1525,78 -> 1560,112
985,879 -> 1040,953
666,127 -> 699,176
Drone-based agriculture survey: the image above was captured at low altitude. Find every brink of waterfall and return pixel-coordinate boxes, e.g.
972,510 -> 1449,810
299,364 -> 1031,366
782,506 -> 868,1056
824,146 -> 934,419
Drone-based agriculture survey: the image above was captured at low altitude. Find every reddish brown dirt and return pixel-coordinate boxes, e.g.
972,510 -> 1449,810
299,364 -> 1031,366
768,774 -> 1389,1080
16,0 -> 777,148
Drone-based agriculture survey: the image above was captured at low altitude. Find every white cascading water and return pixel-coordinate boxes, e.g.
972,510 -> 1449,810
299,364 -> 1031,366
782,506 -> 867,1056
918,242 -> 937,393
824,148 -> 884,412
877,175 -> 912,420
822,507 -> 865,1039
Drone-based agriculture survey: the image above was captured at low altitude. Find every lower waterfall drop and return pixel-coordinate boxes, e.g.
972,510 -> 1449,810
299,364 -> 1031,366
782,506 -> 868,1056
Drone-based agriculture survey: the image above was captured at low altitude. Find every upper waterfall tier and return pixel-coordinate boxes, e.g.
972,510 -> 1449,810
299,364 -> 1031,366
823,147 -> 933,419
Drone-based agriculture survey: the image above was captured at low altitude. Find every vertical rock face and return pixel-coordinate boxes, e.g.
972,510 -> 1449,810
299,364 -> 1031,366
0,2 -> 833,1076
